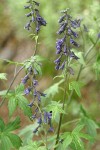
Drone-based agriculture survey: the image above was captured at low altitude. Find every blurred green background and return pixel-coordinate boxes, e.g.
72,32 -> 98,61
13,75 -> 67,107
0,0 -> 100,149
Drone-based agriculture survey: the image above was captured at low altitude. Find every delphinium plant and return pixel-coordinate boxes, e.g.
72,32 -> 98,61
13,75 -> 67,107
0,0 -> 100,150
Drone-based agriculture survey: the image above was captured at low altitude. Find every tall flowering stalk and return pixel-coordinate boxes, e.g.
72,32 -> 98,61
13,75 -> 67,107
24,0 -> 46,33
54,9 -> 80,71
22,0 -> 53,134
54,9 -> 81,148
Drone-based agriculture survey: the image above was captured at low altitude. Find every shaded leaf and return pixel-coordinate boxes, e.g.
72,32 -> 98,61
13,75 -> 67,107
0,117 -> 5,132
45,80 -> 64,98
0,135 -> 13,150
5,117 -> 20,132
7,133 -> 22,149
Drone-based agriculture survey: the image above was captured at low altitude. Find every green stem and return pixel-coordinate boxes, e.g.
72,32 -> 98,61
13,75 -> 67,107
61,118 -> 80,128
84,38 -> 99,59
67,64 -> 83,106
54,75 -> 67,149
67,37 -> 99,106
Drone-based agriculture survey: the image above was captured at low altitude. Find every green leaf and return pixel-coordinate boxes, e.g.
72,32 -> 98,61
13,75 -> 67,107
44,101 -> 65,122
0,73 -> 7,80
71,133 -> 84,150
0,135 -> 13,150
5,117 -> 20,132
8,97 -> 18,117
33,55 -> 48,62
0,118 -> 21,150
15,84 -> 25,94
7,133 -> 22,149
45,80 -> 64,98
85,118 -> 98,137
19,141 -> 41,150
19,123 -> 38,144
17,95 -> 32,117
76,52 -> 85,65
80,105 -> 89,117
0,118 -> 5,132
72,124 -> 84,133
69,81 -> 84,97
35,35 -> 38,43
79,133 -> 94,141
0,90 -> 7,96
34,62 -> 42,75
62,133 -> 72,149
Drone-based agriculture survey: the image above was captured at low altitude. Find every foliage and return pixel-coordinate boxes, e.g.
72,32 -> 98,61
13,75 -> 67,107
0,117 -> 22,150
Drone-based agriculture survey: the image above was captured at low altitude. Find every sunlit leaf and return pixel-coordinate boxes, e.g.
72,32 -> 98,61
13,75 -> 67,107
44,101 -> 65,122
45,80 -> 64,98
0,73 -> 7,80
69,81 -> 84,97
71,133 -> 84,150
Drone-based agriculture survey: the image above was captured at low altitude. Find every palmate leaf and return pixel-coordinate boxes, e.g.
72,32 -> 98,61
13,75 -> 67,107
4,117 -> 20,132
44,80 -> 64,98
7,133 -> 22,149
72,124 -> 85,133
0,135 -> 13,150
7,84 -> 32,117
83,117 -> 98,138
80,106 -> 98,138
44,101 -> 65,122
19,141 -> 41,150
60,123 -> 94,150
0,73 -> 7,80
61,132 -> 72,150
71,133 -> 84,150
0,117 -> 22,150
69,81 -> 84,97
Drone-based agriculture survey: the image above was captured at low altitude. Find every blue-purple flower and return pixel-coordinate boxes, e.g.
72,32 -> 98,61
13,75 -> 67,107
24,1 -> 47,33
54,10 -> 80,71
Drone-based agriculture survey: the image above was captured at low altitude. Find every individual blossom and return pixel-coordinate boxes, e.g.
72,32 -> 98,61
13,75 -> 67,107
21,74 -> 29,84
24,87 -> 32,95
